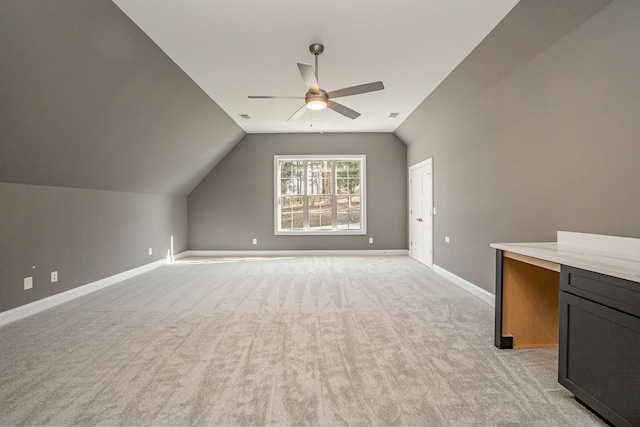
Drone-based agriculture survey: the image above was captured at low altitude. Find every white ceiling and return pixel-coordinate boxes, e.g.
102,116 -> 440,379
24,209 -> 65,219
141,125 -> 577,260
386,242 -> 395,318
112,0 -> 519,134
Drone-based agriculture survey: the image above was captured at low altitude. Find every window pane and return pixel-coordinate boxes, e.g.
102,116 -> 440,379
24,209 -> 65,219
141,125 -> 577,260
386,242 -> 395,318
307,161 -> 332,195
280,196 -> 304,230
336,161 -> 360,195
337,195 -> 361,230
280,161 -> 304,195
308,196 -> 332,229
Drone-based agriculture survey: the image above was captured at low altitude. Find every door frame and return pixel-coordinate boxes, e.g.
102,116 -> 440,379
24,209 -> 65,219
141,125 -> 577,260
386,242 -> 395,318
409,158 -> 433,268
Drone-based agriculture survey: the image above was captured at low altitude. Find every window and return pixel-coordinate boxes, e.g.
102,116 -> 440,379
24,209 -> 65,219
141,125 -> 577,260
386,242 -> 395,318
275,155 -> 366,235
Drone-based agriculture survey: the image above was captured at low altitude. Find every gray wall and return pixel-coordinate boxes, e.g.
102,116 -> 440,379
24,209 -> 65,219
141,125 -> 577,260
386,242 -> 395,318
395,0 -> 640,293
0,0 -> 241,314
0,0 -> 245,196
0,183 -> 187,313
188,133 -> 407,251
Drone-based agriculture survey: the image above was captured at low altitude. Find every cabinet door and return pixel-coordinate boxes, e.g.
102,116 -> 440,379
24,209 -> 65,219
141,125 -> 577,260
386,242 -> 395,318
559,291 -> 640,426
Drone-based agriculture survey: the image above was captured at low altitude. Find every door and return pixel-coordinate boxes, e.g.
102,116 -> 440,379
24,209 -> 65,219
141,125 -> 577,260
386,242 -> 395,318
410,159 -> 433,267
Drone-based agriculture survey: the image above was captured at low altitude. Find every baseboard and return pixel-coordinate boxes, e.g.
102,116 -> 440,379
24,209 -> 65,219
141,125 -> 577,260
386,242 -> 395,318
184,249 -> 409,257
0,251 -> 189,328
433,264 -> 495,307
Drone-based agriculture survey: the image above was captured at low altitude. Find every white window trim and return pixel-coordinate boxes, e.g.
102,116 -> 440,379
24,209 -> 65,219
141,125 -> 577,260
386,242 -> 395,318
274,154 -> 366,236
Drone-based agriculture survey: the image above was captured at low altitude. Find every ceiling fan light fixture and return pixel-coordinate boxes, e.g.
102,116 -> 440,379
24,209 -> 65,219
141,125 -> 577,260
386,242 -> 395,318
306,98 -> 327,111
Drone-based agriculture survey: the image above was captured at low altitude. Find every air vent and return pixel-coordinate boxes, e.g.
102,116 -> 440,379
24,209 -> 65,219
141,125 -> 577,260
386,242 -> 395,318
239,114 -> 251,119
388,112 -> 400,118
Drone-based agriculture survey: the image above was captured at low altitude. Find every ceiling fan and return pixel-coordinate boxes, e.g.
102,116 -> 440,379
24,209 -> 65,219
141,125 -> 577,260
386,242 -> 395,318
248,43 -> 384,121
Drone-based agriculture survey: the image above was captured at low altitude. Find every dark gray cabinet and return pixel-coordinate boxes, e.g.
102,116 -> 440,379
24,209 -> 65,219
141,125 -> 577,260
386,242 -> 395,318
559,266 -> 640,427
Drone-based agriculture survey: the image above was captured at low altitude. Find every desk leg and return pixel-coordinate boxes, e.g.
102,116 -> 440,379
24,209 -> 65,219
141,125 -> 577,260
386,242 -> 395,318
494,249 -> 514,349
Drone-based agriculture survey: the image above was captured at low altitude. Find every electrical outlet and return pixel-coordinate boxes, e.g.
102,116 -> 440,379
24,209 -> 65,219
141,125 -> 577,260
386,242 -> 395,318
445,236 -> 450,243
51,271 -> 58,283
24,277 -> 33,290
252,238 -> 258,245
368,237 -> 374,244
148,247 -> 153,255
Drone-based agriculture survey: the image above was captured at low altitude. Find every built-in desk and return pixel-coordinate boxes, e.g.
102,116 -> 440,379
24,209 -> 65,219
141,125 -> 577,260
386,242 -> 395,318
491,234 -> 640,349
491,232 -> 640,427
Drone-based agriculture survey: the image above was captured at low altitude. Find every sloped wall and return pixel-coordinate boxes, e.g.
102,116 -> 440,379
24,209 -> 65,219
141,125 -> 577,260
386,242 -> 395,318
396,0 -> 639,293
0,0 -> 244,196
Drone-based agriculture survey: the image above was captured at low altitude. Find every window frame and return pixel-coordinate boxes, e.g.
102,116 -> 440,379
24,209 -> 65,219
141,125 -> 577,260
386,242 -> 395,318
274,154 -> 366,236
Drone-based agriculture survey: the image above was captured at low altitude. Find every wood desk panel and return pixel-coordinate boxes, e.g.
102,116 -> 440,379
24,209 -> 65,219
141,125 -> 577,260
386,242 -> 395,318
502,257 -> 560,347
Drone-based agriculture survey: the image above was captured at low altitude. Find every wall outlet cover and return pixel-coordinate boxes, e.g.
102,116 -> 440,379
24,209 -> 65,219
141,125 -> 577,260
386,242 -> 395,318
149,248 -> 153,255
51,271 -> 58,283
24,277 -> 33,290
252,238 -> 258,245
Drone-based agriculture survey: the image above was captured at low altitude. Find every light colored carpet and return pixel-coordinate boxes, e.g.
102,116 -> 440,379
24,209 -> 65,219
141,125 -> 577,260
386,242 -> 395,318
0,256 -> 603,426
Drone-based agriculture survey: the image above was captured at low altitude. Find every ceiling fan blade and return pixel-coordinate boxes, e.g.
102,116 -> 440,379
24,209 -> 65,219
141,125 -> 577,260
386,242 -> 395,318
297,63 -> 319,93
327,100 -> 361,119
327,81 -> 385,99
287,104 -> 308,121
248,96 -> 304,99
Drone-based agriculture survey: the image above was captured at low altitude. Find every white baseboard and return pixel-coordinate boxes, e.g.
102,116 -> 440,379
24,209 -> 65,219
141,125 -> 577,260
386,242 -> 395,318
184,249 -> 409,257
433,264 -> 495,307
0,251 -> 188,328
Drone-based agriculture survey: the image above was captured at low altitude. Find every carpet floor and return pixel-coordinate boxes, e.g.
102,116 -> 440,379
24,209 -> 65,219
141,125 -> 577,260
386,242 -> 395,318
0,256 -> 604,426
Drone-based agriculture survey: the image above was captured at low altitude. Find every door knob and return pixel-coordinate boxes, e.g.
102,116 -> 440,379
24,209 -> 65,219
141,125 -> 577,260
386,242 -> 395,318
416,218 -> 423,222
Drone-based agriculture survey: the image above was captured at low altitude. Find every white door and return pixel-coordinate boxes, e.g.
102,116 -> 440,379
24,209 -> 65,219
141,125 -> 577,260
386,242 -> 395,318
410,159 -> 433,267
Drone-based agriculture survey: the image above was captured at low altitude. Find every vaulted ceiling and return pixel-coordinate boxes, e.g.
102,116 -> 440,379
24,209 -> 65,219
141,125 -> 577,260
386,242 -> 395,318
1,0 -> 520,196
3,1 -> 616,199
112,0 -> 520,134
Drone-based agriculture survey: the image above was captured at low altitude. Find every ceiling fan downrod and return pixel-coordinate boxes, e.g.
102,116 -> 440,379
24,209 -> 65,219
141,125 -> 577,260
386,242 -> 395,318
309,43 -> 324,84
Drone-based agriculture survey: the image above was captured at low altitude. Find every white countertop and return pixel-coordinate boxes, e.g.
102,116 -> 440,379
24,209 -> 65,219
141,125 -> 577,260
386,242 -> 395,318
490,241 -> 640,284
